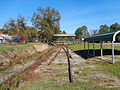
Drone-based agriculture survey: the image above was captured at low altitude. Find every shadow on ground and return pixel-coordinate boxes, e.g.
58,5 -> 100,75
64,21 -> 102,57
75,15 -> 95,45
74,49 -> 120,59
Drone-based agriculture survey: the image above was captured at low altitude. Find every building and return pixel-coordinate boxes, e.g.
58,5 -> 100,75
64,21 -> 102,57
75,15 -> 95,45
0,32 -> 12,43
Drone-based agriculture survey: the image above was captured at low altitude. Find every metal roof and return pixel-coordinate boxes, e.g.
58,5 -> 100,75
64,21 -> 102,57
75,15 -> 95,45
84,31 -> 120,41
53,34 -> 76,37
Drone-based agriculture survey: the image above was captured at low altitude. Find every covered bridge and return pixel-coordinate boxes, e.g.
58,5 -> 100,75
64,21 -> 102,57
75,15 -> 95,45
84,31 -> 120,64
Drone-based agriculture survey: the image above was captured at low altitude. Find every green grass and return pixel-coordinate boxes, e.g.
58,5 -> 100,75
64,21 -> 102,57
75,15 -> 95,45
91,59 -> 120,78
17,80 -> 93,90
17,43 -> 120,90
68,43 -> 120,78
4,43 -> 120,90
0,43 -> 42,73
107,62 -> 120,78
0,43 -> 42,53
56,73 -> 68,77
68,43 -> 120,51
0,66 -> 12,74
17,76 -> 118,90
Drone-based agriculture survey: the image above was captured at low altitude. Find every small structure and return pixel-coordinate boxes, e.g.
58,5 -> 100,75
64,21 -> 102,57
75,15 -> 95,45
84,31 -> 120,64
0,36 -> 4,43
0,32 -> 12,43
53,34 -> 76,44
53,34 -> 76,37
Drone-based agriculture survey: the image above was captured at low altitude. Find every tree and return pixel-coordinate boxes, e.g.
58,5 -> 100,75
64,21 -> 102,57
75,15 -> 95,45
99,25 -> 109,33
3,18 -> 17,35
0,28 -> 9,34
90,29 -> 98,35
62,30 -> 67,34
12,16 -> 27,42
31,7 -> 61,41
16,16 -> 26,31
110,23 -> 120,31
24,26 -> 37,41
75,26 -> 90,40
3,16 -> 37,42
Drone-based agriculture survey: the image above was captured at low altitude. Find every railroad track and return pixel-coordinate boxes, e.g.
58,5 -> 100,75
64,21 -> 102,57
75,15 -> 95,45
0,46 -> 73,89
48,46 -> 73,83
0,47 -> 57,89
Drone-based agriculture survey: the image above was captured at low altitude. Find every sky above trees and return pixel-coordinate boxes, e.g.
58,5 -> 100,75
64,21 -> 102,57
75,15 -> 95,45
0,0 -> 120,34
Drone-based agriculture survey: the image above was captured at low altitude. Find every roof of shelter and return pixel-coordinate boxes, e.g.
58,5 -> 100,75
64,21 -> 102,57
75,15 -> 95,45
84,30 -> 120,41
53,34 -> 76,37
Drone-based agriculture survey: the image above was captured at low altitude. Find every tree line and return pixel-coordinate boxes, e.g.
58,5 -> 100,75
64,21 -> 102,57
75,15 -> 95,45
0,7 -> 65,43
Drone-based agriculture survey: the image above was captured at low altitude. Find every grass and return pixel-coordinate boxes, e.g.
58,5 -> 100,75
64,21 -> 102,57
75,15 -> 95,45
0,43 -> 43,74
68,43 -> 120,51
17,73 -> 118,90
17,80 -> 92,90
107,62 -> 120,78
0,47 -> 56,90
68,43 -> 120,79
4,43 -> 120,90
0,66 -> 12,74
0,43 -> 42,53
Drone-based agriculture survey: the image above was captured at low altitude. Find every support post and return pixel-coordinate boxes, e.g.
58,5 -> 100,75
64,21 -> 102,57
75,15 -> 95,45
111,41 -> 115,64
93,41 -> 95,56
88,41 -> 90,55
100,41 -> 103,59
84,41 -> 86,54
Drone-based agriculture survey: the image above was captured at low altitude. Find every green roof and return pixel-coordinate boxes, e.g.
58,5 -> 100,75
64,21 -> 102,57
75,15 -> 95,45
84,31 -> 120,41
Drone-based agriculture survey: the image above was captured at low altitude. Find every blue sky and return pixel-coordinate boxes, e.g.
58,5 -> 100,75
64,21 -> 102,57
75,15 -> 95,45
0,0 -> 120,34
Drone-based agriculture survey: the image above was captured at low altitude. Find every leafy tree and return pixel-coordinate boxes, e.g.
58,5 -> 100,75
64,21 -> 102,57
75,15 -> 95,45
24,26 -> 37,40
99,25 -> 109,33
0,28 -> 9,34
3,18 -> 17,35
75,26 -> 90,40
110,23 -> 120,31
16,16 -> 28,42
31,7 -> 61,41
16,16 -> 26,31
3,16 -> 37,42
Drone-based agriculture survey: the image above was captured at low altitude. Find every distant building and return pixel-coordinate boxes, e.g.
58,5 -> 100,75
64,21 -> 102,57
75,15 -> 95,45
0,32 -> 12,43
53,34 -> 76,43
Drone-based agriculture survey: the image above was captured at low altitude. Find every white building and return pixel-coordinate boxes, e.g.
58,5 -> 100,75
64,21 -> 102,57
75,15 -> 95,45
0,32 -> 12,43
